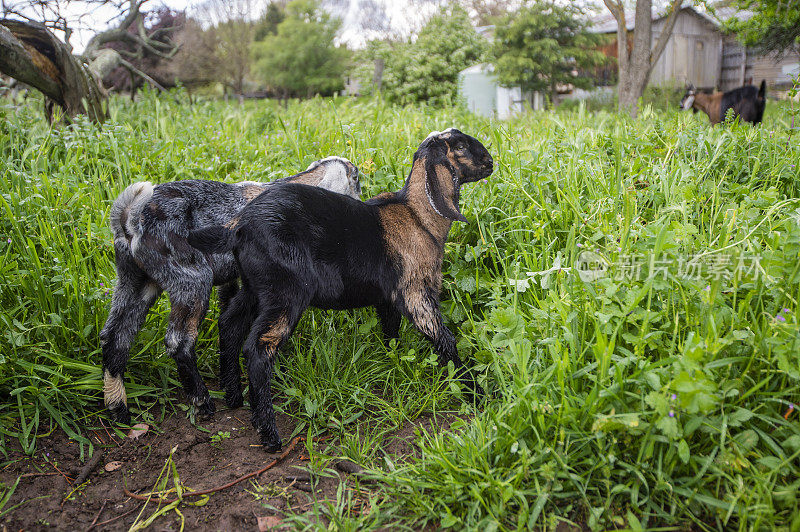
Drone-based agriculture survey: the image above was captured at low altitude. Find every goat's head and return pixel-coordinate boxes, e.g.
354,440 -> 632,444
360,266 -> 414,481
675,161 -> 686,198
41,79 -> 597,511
304,156 -> 361,199
412,128 -> 493,223
680,84 -> 696,111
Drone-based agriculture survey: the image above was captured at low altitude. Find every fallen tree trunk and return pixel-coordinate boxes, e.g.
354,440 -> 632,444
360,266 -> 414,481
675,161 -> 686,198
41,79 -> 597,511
0,19 -> 107,123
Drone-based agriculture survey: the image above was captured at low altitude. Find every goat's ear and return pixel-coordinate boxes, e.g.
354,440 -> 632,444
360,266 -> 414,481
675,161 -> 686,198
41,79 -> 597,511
424,154 -> 468,223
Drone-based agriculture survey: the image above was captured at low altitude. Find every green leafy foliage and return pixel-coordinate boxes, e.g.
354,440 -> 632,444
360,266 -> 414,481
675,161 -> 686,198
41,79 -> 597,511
252,0 -> 349,98
723,0 -> 800,56
365,6 -> 487,106
254,1 -> 286,41
375,102 -> 800,529
492,0 -> 607,101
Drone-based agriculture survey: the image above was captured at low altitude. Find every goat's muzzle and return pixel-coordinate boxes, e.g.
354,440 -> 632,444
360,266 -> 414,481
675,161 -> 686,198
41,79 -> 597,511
480,155 -> 494,179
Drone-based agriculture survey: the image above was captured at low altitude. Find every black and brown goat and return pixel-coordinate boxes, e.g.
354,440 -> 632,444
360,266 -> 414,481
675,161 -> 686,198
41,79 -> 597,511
101,157 -> 361,424
680,80 -> 766,125
188,129 -> 493,451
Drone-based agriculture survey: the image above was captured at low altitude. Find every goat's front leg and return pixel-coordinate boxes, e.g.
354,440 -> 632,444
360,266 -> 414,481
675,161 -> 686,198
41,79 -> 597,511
400,292 -> 483,399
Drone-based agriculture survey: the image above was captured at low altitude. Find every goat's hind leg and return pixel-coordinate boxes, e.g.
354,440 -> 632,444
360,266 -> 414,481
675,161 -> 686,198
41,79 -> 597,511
165,280 -> 215,418
376,301 -> 401,340
244,300 -> 305,452
218,287 -> 257,408
101,258 -> 161,424
217,280 -> 239,314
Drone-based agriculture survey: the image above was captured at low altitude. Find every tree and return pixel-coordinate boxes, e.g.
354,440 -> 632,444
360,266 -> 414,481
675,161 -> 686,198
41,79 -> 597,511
252,0 -> 349,100
255,2 -> 287,41
352,39 -> 393,96
603,0 -> 683,117
492,1 -> 606,105
0,0 -> 180,122
723,0 -> 800,57
197,0 -> 259,95
102,8 -> 186,94
163,16 -> 222,90
458,0 -> 522,25
379,6 -> 487,105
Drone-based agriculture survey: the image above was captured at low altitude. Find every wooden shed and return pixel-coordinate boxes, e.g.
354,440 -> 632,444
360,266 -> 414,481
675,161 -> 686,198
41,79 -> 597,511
592,8 -> 722,89
651,9 -> 722,88
592,6 -> 800,91
720,37 -> 800,91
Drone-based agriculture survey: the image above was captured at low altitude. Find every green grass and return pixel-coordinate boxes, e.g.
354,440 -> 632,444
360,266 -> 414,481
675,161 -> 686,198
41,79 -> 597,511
1,90 -> 799,529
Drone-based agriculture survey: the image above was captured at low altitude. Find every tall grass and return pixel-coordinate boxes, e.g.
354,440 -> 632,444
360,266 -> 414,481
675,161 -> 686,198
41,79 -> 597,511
1,91 -> 799,529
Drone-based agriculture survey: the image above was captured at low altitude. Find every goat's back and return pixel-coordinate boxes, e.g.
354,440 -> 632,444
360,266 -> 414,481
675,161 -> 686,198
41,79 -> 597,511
144,180 -> 253,234
721,85 -> 766,124
235,183 -> 393,305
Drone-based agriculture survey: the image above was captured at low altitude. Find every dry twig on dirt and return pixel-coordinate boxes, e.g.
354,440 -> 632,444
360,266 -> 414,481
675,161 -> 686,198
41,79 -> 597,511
122,434 -> 329,504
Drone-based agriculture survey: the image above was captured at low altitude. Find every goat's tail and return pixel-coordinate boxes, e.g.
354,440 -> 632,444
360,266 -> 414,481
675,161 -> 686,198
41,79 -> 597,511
187,225 -> 236,254
758,79 -> 766,99
110,182 -> 154,241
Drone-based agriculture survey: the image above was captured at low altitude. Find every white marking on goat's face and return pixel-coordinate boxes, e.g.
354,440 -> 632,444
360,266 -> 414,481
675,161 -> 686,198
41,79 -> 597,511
306,156 -> 349,171
315,159 -> 360,199
682,94 -> 695,110
316,162 -> 351,196
425,127 -> 455,140
103,370 -> 127,407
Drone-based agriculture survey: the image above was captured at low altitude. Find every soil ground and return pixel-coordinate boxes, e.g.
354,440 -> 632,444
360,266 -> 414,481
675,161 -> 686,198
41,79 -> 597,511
0,401 -> 460,531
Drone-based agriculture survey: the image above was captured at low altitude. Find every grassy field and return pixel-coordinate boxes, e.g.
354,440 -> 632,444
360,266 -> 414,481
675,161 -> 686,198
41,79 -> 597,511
1,91 -> 799,530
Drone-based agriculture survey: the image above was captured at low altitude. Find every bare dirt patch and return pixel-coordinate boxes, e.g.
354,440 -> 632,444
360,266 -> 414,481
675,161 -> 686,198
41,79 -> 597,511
1,405 -> 339,531
0,403 -> 463,530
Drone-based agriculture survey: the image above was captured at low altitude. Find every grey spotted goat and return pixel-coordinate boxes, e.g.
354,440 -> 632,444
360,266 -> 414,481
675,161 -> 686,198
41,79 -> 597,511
101,157 -> 361,424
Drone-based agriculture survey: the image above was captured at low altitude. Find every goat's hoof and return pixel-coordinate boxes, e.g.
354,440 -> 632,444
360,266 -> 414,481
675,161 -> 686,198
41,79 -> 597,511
225,393 -> 244,409
264,442 -> 282,453
260,433 -> 282,453
463,381 -> 484,403
196,399 -> 216,419
108,404 -> 131,425
471,387 -> 485,403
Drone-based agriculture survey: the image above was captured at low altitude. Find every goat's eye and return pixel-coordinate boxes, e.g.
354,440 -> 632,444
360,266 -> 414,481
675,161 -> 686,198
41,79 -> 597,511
455,143 -> 466,151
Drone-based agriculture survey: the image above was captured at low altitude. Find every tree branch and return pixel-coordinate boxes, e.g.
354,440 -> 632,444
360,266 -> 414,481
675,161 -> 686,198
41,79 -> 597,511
602,0 -> 628,73
0,18 -> 107,122
650,0 -> 682,68
84,0 -> 148,55
118,0 -> 145,32
118,56 -> 165,91
133,18 -> 179,57
0,20 -> 61,99
117,48 -> 139,58
86,27 -> 179,60
148,24 -> 181,39
135,17 -> 171,49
